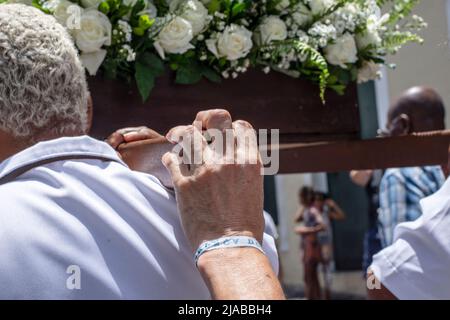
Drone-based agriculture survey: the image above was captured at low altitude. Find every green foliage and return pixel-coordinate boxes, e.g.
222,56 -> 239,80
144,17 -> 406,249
134,52 -> 165,101
386,0 -> 421,25
31,0 -> 51,14
208,0 -> 221,13
173,54 -> 222,85
265,40 -> 330,103
133,15 -> 155,36
383,31 -> 423,54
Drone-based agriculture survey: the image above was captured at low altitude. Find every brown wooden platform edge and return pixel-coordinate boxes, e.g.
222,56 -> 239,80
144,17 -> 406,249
117,130 -> 450,175
273,130 -> 450,174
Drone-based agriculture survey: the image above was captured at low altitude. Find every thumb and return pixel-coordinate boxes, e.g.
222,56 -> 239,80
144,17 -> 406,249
162,152 -> 183,185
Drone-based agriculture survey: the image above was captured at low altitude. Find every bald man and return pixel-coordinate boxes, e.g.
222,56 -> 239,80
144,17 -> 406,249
367,87 -> 450,300
376,87 -> 446,248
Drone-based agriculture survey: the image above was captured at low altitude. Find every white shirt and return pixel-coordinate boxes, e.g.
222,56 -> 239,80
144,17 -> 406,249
0,136 -> 279,299
370,177 -> 450,299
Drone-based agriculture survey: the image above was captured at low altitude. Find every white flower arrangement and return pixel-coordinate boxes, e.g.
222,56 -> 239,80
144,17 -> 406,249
2,0 -> 426,101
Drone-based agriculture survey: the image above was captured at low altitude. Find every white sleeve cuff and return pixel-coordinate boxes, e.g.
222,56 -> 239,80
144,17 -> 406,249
370,238 -> 427,300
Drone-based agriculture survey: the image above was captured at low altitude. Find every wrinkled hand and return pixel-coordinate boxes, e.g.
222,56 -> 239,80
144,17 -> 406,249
162,109 -> 264,251
106,127 -> 173,188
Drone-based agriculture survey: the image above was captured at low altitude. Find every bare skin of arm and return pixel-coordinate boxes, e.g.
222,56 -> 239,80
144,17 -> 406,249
163,109 -> 285,300
326,199 -> 346,220
294,207 -> 305,223
350,170 -> 373,188
295,208 -> 326,235
198,248 -> 283,300
295,225 -> 325,236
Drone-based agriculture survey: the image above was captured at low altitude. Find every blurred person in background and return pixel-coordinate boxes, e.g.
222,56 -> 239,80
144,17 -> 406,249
368,150 -> 450,300
350,170 -> 383,275
377,87 -> 446,248
294,187 -> 325,300
313,192 -> 345,300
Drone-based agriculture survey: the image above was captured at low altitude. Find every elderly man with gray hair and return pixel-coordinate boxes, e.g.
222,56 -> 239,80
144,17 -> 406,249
0,4 -> 284,299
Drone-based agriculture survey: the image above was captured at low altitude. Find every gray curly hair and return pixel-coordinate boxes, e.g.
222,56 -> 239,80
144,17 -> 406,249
0,4 -> 88,140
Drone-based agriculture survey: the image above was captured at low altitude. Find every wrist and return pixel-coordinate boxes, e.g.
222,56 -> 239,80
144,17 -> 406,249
197,246 -> 266,273
194,235 -> 264,266
194,230 -> 261,248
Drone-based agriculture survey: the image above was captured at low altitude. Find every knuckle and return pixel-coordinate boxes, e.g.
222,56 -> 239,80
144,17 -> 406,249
208,110 -> 232,125
234,119 -> 254,129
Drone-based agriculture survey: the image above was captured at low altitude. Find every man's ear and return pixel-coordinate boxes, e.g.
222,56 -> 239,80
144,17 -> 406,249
390,114 -> 410,136
85,95 -> 93,134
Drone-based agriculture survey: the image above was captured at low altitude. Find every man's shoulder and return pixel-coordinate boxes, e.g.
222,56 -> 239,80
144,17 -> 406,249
383,166 -> 439,181
381,168 -> 406,184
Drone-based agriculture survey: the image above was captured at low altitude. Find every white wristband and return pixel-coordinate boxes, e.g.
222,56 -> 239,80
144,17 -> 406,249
194,236 -> 264,266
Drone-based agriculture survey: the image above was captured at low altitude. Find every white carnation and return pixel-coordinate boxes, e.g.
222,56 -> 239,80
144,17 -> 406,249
154,16 -> 194,59
74,10 -> 112,53
358,60 -> 381,83
207,24 -> 253,61
255,16 -> 287,45
309,0 -> 335,15
324,33 -> 358,68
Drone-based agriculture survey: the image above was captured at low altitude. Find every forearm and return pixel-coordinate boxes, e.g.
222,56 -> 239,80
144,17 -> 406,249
197,248 -> 285,300
296,225 -> 324,235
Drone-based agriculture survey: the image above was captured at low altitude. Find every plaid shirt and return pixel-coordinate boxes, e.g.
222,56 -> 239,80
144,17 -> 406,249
378,166 -> 445,247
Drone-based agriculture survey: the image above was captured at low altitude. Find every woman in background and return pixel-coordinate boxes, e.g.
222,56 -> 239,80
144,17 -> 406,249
314,192 -> 346,300
294,187 -> 325,300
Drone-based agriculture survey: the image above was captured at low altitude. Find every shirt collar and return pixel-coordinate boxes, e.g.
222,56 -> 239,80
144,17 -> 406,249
0,135 -> 127,180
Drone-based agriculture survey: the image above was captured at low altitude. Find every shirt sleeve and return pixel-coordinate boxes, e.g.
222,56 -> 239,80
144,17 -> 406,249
379,173 -> 407,247
262,233 -> 279,275
371,178 -> 450,299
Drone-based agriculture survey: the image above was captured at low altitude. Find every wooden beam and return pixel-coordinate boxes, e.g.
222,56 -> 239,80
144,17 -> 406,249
275,130 -> 450,174
118,131 -> 450,175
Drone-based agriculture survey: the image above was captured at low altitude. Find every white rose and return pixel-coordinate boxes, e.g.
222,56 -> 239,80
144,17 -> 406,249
52,0 -> 83,30
356,15 -> 382,49
324,33 -> 358,68
358,60 -> 381,83
180,0 -> 209,35
255,16 -> 287,45
208,24 -> 253,61
74,10 -> 112,53
310,0 -> 335,16
80,50 -> 107,75
154,16 -> 194,59
80,0 -> 102,9
276,0 -> 290,11
292,3 -> 312,27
